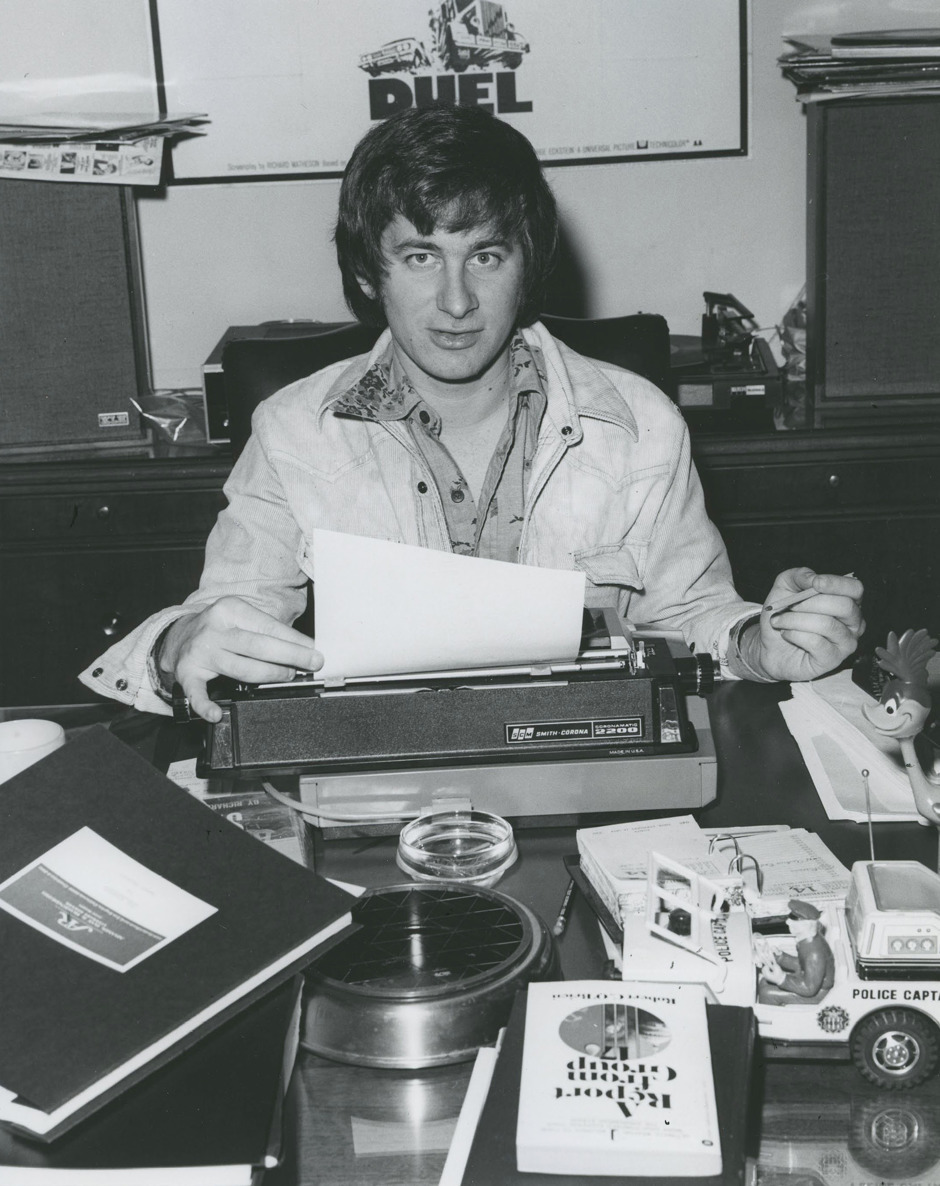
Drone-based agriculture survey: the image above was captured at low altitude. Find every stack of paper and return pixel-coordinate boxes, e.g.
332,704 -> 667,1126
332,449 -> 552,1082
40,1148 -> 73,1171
577,815 -> 851,927
0,112 -> 208,141
780,31 -> 940,103
780,670 -> 921,822
705,827 -> 851,912
0,112 -> 208,186
576,816 -> 728,927
0,978 -> 303,1181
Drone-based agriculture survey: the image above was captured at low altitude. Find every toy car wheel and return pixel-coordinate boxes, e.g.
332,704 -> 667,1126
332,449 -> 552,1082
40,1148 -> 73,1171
850,1009 -> 940,1089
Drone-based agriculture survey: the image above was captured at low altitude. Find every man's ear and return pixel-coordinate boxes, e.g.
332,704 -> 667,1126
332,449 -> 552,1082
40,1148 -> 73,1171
356,274 -> 377,302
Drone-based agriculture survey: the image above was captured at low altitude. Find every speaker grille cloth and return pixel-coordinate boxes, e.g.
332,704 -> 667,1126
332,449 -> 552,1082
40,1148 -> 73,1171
821,101 -> 940,400
0,179 -> 143,445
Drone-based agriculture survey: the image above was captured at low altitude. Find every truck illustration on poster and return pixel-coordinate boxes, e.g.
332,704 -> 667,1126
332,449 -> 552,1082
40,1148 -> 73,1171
359,1 -> 529,77
433,0 -> 529,72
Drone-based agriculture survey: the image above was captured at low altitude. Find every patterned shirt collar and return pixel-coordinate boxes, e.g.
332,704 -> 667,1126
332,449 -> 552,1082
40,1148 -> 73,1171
326,331 -> 548,422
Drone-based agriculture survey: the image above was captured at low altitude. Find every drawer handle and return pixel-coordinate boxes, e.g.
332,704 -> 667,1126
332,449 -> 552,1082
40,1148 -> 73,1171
828,473 -> 841,488
101,612 -> 122,637
96,504 -> 111,520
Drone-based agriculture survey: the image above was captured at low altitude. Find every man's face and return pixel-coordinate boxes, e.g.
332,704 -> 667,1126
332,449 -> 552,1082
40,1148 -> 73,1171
359,214 -> 525,397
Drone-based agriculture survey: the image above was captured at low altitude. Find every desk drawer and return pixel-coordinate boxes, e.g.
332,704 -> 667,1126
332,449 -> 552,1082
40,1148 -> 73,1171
0,544 -> 209,705
699,454 -> 939,520
0,488 -> 226,546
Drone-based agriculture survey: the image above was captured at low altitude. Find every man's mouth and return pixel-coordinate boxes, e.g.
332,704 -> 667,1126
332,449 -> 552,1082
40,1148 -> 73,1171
429,328 -> 482,349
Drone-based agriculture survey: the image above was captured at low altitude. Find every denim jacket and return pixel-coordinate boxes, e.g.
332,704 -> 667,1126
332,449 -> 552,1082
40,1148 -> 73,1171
80,322 -> 758,714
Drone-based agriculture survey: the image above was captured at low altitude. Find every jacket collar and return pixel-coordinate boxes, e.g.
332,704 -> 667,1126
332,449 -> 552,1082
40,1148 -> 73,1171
316,322 -> 639,441
321,330 -> 548,424
522,322 -> 639,443
316,329 -> 394,425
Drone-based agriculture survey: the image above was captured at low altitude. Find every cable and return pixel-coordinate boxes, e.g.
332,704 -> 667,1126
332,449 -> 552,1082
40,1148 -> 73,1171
261,780 -> 420,826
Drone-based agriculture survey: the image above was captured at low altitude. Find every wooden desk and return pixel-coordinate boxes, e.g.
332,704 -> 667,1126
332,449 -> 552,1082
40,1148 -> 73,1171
7,682 -> 940,1185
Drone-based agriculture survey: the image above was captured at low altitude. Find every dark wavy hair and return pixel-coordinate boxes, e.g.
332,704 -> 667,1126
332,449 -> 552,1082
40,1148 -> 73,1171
335,105 -> 558,327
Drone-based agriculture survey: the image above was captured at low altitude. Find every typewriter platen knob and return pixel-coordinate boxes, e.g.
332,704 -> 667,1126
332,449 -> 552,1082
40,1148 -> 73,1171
171,682 -> 194,723
675,652 -> 718,696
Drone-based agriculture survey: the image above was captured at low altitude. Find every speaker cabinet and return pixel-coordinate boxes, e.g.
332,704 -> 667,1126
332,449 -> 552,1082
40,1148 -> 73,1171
0,180 -> 150,450
806,97 -> 940,426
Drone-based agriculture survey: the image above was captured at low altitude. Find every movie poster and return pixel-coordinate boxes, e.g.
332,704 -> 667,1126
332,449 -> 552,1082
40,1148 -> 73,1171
157,0 -> 746,181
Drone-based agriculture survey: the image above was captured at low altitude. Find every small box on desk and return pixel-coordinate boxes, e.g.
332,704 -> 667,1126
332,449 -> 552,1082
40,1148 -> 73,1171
202,321 -> 352,444
671,335 -> 781,431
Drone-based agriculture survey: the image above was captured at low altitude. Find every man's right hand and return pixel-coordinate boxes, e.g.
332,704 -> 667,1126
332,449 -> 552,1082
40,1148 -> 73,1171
159,596 -> 323,723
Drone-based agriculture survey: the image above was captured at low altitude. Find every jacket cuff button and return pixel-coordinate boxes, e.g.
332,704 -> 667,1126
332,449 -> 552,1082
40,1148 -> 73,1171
116,678 -> 128,692
92,667 -> 104,678
561,425 -> 573,436
417,481 -> 428,494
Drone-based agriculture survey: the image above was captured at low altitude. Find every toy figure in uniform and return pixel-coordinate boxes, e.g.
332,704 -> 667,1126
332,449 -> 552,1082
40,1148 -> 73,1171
759,899 -> 835,1001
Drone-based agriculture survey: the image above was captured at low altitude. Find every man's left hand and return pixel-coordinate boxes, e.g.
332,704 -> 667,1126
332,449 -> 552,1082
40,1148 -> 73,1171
740,567 -> 865,683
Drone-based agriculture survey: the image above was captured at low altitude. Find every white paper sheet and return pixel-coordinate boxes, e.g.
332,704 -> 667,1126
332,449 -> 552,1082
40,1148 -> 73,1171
438,1043 -> 500,1186
714,827 -> 851,906
312,529 -> 586,681
791,671 -> 912,779
779,668 -> 929,822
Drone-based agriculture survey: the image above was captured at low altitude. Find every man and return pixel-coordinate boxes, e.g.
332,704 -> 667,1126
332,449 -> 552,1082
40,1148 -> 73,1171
81,105 -> 864,722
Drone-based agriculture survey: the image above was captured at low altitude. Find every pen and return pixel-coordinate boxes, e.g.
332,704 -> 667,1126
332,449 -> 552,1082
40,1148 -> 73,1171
765,572 -> 855,614
553,877 -> 576,937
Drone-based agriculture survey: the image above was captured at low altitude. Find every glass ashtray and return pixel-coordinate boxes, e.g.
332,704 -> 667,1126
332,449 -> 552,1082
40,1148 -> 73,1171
396,809 -> 518,888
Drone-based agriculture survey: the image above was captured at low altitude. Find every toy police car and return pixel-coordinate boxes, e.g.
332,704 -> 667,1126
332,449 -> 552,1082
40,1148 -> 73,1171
621,858 -> 940,1089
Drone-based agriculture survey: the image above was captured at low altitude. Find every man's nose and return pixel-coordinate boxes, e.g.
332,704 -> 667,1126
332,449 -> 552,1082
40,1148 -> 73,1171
438,264 -> 478,320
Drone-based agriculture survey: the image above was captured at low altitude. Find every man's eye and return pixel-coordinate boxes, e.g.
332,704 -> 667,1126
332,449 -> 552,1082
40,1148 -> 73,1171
406,252 -> 435,268
473,252 -> 500,267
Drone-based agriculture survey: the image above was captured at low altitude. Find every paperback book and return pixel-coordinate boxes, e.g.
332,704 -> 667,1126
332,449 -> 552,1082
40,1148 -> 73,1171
459,988 -> 753,1185
516,980 -> 721,1177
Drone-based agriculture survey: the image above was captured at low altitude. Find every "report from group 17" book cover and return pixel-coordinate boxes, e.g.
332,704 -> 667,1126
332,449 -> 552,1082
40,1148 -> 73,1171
516,980 -> 721,1177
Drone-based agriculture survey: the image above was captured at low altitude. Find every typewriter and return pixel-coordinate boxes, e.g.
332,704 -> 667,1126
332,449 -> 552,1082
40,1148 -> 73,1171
183,608 -> 721,833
